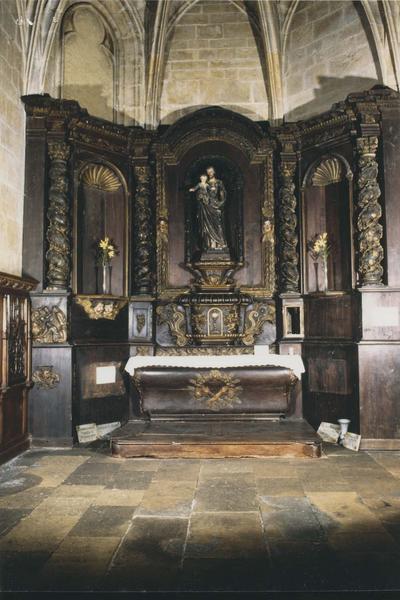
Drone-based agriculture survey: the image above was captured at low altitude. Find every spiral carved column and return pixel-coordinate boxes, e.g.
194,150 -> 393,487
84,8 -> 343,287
278,161 -> 300,293
356,136 -> 384,286
46,141 -> 70,290
133,164 -> 153,294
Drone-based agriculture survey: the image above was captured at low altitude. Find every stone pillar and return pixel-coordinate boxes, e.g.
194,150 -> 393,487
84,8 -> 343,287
133,164 -> 153,294
46,141 -> 71,290
278,159 -> 300,294
356,135 -> 384,286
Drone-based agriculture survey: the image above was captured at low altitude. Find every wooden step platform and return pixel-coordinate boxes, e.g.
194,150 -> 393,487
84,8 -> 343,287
111,419 -> 322,459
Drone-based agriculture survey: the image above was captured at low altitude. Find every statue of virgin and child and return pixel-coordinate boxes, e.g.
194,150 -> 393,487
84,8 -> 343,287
189,166 -> 229,255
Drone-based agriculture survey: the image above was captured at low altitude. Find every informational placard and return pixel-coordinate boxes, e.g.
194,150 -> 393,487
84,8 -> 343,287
317,422 -> 340,443
76,423 -> 98,444
76,421 -> 121,444
342,432 -> 361,452
96,365 -> 116,385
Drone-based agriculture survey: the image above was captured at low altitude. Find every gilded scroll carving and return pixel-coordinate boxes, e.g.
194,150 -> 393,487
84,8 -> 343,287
189,370 -> 242,411
242,303 -> 275,346
32,366 -> 60,389
134,165 -> 153,294
76,297 -> 127,320
156,303 -> 188,347
46,142 -> 70,289
356,136 -> 384,286
32,305 -> 67,344
156,346 -> 253,356
278,161 -> 299,293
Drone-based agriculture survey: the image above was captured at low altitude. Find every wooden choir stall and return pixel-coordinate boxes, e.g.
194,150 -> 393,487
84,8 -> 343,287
21,86 -> 400,457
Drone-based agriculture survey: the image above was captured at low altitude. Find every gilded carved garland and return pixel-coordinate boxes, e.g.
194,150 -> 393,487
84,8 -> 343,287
356,136 -> 384,286
46,142 -> 70,289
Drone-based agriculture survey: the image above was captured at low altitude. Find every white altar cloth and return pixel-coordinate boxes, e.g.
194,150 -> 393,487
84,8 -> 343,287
125,353 -> 305,380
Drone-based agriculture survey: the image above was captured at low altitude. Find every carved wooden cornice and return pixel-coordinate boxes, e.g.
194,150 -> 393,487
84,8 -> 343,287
0,272 -> 37,294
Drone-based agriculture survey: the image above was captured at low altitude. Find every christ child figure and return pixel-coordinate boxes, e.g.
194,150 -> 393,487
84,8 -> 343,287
190,174 -> 209,205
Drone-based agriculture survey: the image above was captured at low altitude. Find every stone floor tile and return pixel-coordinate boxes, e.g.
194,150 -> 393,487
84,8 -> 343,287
0,472 -> 42,497
199,458 -> 254,476
37,536 -> 121,591
307,491 -> 389,534
69,506 -> 134,537
106,516 -> 188,590
256,477 -> 304,496
49,484 -> 105,498
0,496 -> 92,553
328,530 -> 399,553
117,458 -> 161,471
0,508 -> 31,537
268,541 -> 342,591
25,455 -> 90,487
194,481 -> 257,512
92,488 -> 145,507
259,496 -> 326,542
251,461 -> 299,479
63,461 -> 120,487
106,469 -> 154,490
146,479 -> 197,497
180,557 -> 270,591
0,550 -> 52,591
154,461 -> 201,482
0,486 -> 52,509
185,511 -> 266,559
136,493 -> 194,517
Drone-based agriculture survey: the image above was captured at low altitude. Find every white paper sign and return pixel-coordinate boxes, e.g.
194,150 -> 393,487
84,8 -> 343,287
317,422 -> 340,443
97,421 -> 121,438
342,432 -> 361,452
76,423 -> 98,443
96,366 -> 116,385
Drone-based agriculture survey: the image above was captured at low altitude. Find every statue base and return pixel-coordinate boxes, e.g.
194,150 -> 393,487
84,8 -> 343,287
186,260 -> 243,292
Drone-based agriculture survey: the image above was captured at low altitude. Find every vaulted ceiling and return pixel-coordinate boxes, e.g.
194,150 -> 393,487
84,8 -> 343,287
16,0 -> 400,126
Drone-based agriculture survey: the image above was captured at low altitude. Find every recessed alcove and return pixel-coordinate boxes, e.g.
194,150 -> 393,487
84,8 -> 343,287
301,155 -> 354,294
75,163 -> 127,297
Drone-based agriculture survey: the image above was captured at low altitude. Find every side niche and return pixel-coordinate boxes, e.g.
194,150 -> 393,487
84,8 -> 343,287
74,162 -> 127,296
302,155 -> 354,293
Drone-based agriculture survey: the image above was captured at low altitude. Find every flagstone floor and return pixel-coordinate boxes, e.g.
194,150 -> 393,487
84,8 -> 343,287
1,444 -> 400,596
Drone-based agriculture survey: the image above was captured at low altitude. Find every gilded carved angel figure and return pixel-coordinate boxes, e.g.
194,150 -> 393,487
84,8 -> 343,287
190,166 -> 229,253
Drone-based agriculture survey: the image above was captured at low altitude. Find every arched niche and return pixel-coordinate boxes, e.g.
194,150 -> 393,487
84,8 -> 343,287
74,162 -> 127,296
61,4 -> 115,122
301,155 -> 354,293
153,106 -> 275,298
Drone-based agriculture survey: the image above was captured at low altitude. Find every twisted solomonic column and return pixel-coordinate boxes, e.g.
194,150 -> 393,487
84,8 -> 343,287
46,141 -> 70,289
133,165 -> 153,294
356,136 -> 384,286
278,161 -> 300,293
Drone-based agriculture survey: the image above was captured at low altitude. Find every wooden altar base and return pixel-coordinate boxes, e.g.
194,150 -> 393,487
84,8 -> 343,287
110,419 -> 322,459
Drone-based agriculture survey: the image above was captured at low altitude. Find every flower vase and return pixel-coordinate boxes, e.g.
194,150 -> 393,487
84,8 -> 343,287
102,264 -> 112,295
313,262 -> 319,292
322,257 -> 328,293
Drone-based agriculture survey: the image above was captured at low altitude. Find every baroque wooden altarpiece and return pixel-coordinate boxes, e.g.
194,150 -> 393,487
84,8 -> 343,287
21,86 -> 400,449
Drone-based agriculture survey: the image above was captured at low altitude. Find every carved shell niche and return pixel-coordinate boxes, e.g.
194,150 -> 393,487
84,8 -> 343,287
311,157 -> 343,187
81,164 -> 121,192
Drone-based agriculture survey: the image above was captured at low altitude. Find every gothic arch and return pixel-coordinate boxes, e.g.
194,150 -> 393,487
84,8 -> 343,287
21,0 -> 144,125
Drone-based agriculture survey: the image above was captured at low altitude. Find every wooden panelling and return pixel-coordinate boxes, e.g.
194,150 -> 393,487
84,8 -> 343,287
358,343 -> 400,440
0,272 -> 36,463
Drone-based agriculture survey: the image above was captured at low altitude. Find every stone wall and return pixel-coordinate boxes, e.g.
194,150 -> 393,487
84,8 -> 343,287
0,0 -> 25,275
284,0 -> 380,120
160,0 -> 269,124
